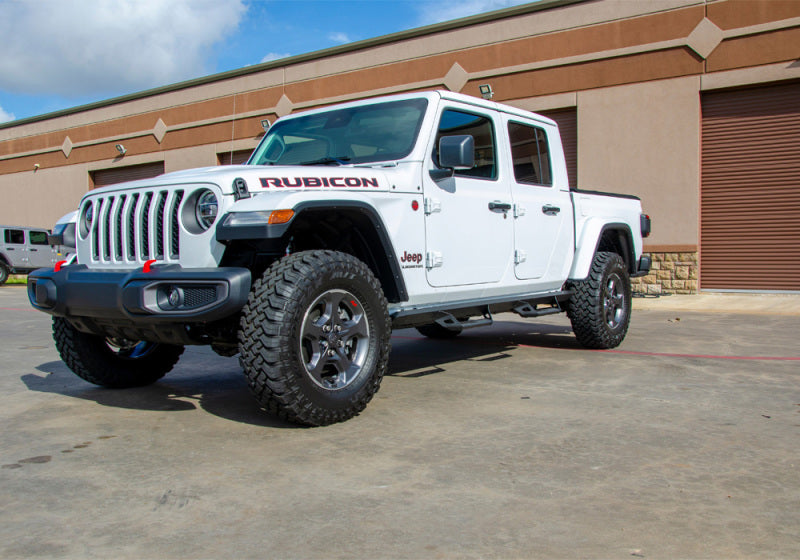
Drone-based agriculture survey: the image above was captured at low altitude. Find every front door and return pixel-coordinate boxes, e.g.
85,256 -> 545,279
423,106 -> 513,288
27,230 -> 57,267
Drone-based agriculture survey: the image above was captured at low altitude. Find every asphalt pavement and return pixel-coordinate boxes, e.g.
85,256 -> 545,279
1,284 -> 798,559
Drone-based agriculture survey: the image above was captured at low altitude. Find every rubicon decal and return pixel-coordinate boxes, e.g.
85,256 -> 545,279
260,177 -> 380,188
400,250 -> 423,269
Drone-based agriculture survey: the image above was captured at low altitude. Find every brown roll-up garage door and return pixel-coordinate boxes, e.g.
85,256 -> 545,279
91,161 -> 165,188
218,149 -> 252,166
701,82 -> 800,291
539,108 -> 577,189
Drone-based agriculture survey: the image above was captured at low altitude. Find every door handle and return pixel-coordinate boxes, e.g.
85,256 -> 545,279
30,248 -> 38,252
542,205 -> 561,216
489,201 -> 512,212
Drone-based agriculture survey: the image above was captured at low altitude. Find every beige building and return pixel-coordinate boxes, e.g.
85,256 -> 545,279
1,0 -> 799,293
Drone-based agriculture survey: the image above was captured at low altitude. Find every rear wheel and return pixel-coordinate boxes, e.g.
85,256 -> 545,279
0,262 -> 9,285
567,251 -> 631,349
238,250 -> 391,426
52,317 -> 184,388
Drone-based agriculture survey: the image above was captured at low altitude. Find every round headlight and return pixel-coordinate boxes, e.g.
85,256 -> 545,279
195,190 -> 218,230
79,201 -> 94,238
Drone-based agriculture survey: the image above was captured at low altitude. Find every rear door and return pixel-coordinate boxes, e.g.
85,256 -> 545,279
423,104 -> 513,287
504,118 -> 574,285
3,228 -> 26,268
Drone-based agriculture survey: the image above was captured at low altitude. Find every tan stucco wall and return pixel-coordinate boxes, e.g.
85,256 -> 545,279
0,165 -> 87,228
1,0 -> 798,240
577,76 -> 701,247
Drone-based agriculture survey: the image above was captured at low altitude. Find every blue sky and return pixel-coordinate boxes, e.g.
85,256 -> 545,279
0,0 -> 532,124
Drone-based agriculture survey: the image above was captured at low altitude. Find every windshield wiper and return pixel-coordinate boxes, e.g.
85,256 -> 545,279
297,156 -> 351,166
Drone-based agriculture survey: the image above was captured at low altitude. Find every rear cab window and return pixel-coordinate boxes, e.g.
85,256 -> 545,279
507,121 -> 553,187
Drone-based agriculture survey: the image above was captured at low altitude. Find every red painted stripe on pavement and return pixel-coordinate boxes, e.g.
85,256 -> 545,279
0,307 -> 37,312
590,349 -> 800,361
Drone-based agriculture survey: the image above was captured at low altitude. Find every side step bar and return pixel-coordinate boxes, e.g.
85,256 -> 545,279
512,298 -> 563,318
434,311 -> 493,333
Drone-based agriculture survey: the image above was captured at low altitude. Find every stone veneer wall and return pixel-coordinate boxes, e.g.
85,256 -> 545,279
631,251 -> 698,295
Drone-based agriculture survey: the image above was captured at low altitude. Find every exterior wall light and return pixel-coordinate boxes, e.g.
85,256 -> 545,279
115,144 -> 127,156
260,119 -> 271,131
479,84 -> 494,100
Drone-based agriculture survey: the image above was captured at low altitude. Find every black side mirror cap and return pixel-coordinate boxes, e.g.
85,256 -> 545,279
439,135 -> 475,170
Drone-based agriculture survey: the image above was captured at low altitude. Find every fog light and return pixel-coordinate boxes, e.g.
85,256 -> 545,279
167,286 -> 182,308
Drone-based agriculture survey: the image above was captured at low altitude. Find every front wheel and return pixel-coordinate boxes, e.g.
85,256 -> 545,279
52,317 -> 184,387
567,251 -> 631,349
238,250 -> 391,426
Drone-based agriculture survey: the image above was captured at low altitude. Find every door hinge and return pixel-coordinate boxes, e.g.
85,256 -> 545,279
424,198 -> 442,215
513,204 -> 526,218
514,250 -> 527,265
426,251 -> 443,269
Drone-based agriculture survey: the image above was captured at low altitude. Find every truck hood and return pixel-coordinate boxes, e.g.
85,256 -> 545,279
90,165 -> 393,196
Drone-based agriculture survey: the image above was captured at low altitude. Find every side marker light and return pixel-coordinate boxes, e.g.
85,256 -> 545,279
268,209 -> 295,225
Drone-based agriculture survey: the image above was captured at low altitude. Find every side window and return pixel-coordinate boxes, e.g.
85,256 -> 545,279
508,122 -> 553,186
435,109 -> 496,180
5,229 -> 24,244
29,231 -> 49,245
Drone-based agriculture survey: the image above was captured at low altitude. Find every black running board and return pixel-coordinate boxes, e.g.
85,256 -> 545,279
390,289 -> 572,330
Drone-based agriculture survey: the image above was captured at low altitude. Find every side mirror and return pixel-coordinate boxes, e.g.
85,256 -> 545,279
439,135 -> 475,169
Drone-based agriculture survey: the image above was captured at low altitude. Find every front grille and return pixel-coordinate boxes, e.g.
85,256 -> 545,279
87,188 -> 185,265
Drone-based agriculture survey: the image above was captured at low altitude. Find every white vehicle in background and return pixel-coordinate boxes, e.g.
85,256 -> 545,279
0,224 -> 59,285
29,91 -> 651,425
48,211 -> 78,263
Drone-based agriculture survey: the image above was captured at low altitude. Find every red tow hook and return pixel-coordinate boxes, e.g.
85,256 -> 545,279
54,260 -> 67,272
143,259 -> 157,273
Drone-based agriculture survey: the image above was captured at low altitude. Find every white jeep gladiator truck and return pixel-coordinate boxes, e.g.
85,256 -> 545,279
29,91 -> 651,425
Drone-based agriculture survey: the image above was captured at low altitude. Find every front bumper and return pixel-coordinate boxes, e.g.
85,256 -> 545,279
28,264 -> 251,323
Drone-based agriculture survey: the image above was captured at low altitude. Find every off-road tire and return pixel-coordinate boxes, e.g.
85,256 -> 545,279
416,322 -> 462,339
238,250 -> 391,426
567,251 -> 631,349
0,261 -> 10,286
52,317 -> 184,388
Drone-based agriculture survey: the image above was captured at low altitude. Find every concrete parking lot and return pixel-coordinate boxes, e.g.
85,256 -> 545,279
1,284 -> 798,559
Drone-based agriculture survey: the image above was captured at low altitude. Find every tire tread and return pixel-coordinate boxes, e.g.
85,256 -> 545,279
238,250 -> 390,426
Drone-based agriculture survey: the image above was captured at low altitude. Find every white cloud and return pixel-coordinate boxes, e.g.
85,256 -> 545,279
0,0 -> 246,97
261,52 -> 292,63
328,32 -> 351,44
417,0 -> 533,25
0,104 -> 15,123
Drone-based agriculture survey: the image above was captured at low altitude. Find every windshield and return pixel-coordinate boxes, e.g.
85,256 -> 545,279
249,98 -> 428,166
